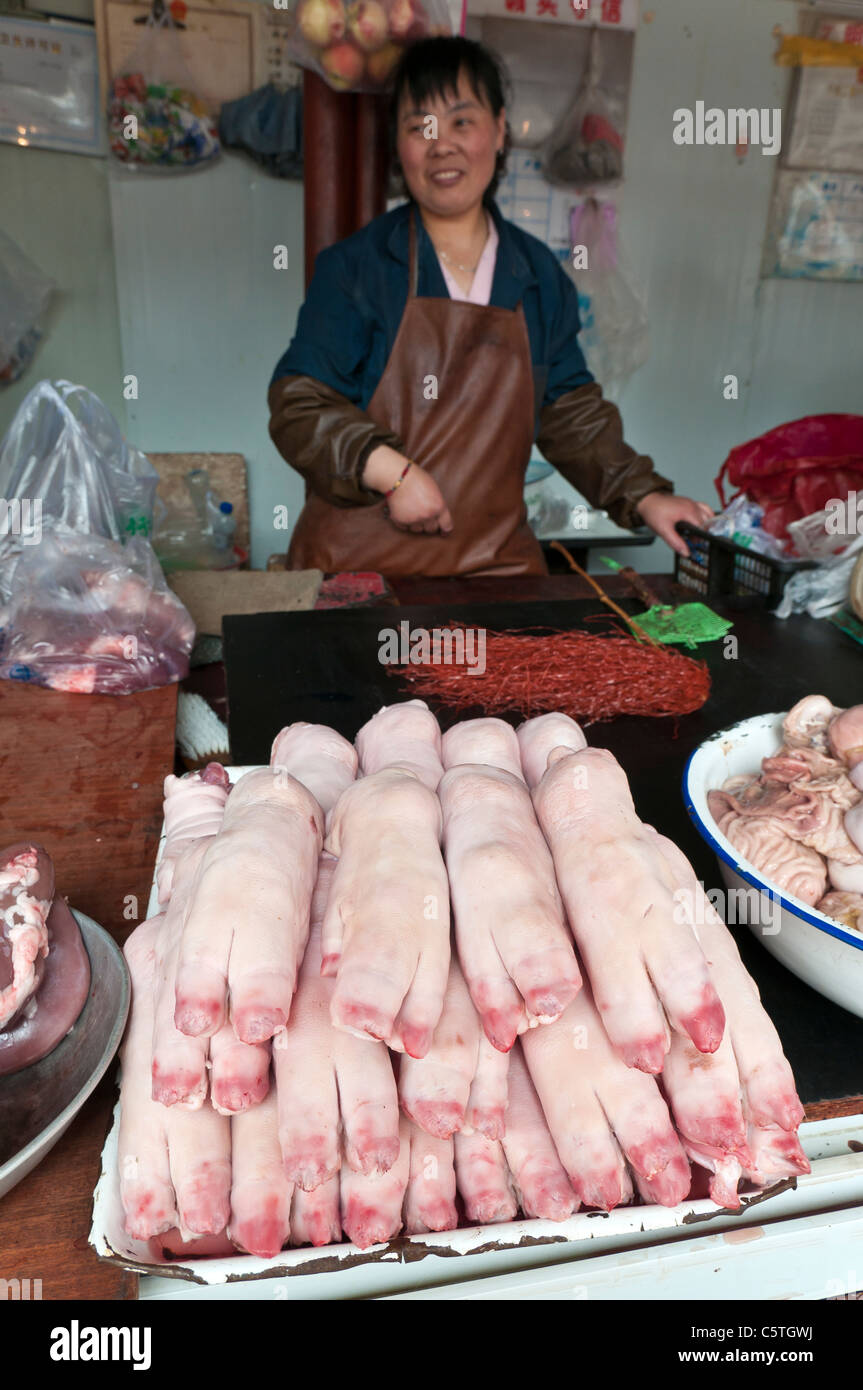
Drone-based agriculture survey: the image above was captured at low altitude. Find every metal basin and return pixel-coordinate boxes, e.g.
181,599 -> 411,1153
0,911 -> 130,1200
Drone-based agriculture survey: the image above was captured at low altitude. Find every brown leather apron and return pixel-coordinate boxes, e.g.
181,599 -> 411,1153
287,207 -> 546,578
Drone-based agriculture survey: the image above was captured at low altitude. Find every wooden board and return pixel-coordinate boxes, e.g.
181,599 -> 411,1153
149,451 -> 250,560
0,678 -> 178,1300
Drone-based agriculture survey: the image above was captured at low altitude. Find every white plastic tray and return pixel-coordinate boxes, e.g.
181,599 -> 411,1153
89,765 -> 806,1286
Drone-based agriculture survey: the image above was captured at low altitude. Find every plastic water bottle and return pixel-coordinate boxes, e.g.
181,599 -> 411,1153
212,500 -> 235,553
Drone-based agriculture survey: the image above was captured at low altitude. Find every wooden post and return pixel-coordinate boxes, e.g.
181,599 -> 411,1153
303,71 -> 389,288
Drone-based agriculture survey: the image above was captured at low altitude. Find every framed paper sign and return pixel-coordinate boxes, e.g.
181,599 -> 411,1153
0,15 -> 102,155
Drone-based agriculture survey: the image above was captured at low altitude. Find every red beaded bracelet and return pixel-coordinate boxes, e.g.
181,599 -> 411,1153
383,460 -> 413,497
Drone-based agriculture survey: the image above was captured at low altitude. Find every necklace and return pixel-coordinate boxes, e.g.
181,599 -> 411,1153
434,214 -> 491,275
437,247 -> 481,274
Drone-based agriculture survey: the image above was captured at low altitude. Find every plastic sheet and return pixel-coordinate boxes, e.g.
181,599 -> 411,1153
708,495 -> 787,560
0,232 -> 55,386
565,197 -> 647,399
0,531 -> 194,695
218,84 -> 303,179
775,533 -> 863,621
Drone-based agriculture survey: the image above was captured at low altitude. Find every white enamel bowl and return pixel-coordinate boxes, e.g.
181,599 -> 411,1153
684,712 -> 863,1019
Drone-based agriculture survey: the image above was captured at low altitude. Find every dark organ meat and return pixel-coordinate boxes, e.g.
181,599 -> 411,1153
0,843 -> 55,1029
0,894 -> 91,1076
709,697 -> 863,927
114,705 -> 812,1259
0,843 -> 91,1076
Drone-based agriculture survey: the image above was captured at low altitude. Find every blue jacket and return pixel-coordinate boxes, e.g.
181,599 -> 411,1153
271,198 -> 594,434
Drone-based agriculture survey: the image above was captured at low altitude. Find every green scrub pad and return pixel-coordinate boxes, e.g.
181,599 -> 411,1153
597,556 -> 732,648
630,603 -> 733,648
828,606 -> 863,647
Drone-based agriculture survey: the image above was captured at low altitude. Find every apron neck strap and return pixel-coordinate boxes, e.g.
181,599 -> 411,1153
408,203 -> 419,299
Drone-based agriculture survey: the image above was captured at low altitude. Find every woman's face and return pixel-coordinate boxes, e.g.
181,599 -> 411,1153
396,70 -> 505,218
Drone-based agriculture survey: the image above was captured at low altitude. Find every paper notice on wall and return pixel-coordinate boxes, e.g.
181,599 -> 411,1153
496,151 -> 579,258
767,169 -> 863,281
786,64 -> 863,173
0,16 -> 101,155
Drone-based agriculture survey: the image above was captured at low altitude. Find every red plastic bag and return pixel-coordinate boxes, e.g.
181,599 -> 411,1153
715,414 -> 863,543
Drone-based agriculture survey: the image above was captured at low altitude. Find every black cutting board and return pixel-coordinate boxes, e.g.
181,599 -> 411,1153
223,598 -> 863,1108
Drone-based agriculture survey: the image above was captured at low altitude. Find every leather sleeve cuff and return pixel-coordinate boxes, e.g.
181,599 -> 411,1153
537,383 -> 674,531
268,373 -> 405,509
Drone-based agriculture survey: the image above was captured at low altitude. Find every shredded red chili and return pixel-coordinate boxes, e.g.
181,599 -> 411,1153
391,626 -> 710,724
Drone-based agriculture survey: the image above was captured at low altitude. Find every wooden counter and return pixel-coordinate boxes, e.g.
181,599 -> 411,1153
0,680 -> 177,1300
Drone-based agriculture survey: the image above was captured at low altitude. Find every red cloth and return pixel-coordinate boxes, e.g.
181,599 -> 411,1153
715,414 -> 863,541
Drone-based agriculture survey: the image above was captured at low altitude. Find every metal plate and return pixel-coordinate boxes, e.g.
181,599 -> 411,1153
0,911 -> 130,1200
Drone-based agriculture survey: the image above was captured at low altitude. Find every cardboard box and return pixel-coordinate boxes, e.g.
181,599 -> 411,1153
168,569 -> 323,637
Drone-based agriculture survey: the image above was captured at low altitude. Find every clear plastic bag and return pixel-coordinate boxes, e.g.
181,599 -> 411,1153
288,0 -> 451,95
0,380 -> 159,551
564,197 -> 648,399
218,83 -> 303,180
775,532 -> 863,621
108,0 -> 220,171
786,507 -> 851,561
708,495 -> 788,560
542,28 -> 624,187
0,232 -> 55,386
0,531 -> 195,695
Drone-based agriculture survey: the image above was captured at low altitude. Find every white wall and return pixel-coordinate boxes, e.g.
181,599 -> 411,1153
108,157 -> 305,568
0,144 -> 125,438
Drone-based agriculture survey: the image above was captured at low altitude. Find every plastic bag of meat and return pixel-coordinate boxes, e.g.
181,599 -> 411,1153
0,379 -> 159,558
0,530 -> 194,695
542,28 -> 625,188
0,842 -> 91,1076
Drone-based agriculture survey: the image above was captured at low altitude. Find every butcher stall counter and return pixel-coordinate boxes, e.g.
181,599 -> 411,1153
2,573 -> 862,1302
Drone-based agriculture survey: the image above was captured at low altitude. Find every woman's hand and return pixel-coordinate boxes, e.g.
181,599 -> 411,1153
388,466 -> 454,534
636,492 -> 714,557
363,446 -> 453,535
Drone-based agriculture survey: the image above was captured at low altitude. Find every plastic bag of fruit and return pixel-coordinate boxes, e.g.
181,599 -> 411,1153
289,0 -> 451,94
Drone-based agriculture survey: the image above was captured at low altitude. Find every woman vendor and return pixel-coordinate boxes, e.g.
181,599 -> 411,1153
268,35 -> 714,578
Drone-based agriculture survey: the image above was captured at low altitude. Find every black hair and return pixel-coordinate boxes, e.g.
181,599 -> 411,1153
387,36 -> 512,206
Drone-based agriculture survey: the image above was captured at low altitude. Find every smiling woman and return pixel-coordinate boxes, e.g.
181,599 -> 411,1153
267,35 -> 714,578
